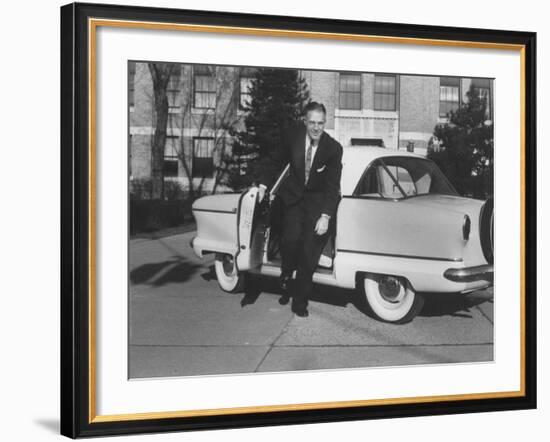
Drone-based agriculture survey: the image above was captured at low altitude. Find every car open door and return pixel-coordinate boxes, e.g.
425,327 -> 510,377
236,165 -> 290,271
235,187 -> 264,271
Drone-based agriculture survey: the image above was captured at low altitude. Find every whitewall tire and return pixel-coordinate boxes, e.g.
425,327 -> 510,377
362,273 -> 424,323
214,254 -> 245,293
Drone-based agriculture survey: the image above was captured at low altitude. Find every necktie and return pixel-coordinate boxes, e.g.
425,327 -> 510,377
305,141 -> 314,184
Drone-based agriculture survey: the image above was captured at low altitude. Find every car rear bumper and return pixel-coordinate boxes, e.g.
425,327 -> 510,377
443,264 -> 494,283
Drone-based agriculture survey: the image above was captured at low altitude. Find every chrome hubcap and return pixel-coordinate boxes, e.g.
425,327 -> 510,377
222,255 -> 235,276
378,276 -> 403,303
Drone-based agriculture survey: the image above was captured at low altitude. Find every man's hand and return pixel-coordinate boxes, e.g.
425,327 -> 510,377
314,214 -> 330,236
257,184 -> 267,203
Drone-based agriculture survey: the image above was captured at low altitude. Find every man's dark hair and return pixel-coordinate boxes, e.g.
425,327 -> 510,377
303,101 -> 326,116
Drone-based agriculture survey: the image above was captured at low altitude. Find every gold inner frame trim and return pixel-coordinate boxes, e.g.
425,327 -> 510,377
91,390 -> 524,423
88,17 -> 527,423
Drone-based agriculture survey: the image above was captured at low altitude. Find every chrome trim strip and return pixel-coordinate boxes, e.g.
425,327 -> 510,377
337,249 -> 463,262
192,208 -> 237,214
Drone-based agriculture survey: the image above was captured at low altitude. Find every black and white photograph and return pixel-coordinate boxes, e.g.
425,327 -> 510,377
128,61 -> 495,379
1,0 -> 543,439
55,1 -> 536,439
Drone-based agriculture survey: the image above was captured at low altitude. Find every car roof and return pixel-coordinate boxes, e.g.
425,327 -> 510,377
341,147 -> 426,195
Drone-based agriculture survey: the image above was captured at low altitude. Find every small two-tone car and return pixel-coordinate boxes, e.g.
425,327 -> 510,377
191,147 -> 494,323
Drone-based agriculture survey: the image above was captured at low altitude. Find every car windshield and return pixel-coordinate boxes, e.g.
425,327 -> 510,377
355,156 -> 458,199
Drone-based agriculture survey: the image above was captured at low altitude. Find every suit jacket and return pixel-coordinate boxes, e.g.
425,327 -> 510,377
259,127 -> 343,218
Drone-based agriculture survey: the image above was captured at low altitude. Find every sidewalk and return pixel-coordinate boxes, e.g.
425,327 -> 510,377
129,231 -> 494,378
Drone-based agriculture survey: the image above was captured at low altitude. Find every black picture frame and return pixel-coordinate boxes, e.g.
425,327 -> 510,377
60,2 -> 537,438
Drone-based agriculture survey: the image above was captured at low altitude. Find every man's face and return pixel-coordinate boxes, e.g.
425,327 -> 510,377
305,110 -> 326,144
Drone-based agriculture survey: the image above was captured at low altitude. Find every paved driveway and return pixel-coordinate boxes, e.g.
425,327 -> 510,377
129,231 -> 494,378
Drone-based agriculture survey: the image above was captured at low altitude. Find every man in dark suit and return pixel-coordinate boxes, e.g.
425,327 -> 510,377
258,102 -> 343,317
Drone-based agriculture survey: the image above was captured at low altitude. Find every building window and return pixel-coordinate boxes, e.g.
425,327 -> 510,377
164,136 -> 179,178
351,138 -> 384,147
339,73 -> 361,110
193,137 -> 214,178
471,78 -> 492,120
439,77 -> 460,117
193,65 -> 216,109
239,76 -> 253,109
374,75 -> 397,111
128,62 -> 136,108
239,67 -> 255,110
167,66 -> 181,111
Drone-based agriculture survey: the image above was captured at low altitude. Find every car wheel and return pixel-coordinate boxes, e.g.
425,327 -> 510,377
214,253 -> 245,293
362,273 -> 424,324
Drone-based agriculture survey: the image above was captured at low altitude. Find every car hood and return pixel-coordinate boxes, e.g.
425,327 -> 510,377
399,194 -> 485,216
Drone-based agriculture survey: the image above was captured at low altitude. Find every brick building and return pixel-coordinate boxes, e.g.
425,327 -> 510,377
129,62 -> 493,194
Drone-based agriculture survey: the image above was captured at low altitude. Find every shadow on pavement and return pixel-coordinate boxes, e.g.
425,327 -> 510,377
200,265 -> 216,282
240,277 -> 263,307
310,284 -> 359,308
420,291 -> 493,318
130,257 -> 200,287
237,275 -> 364,311
231,275 -> 493,322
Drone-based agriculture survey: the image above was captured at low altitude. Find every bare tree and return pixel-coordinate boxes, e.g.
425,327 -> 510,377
147,62 -> 175,199
168,65 -> 245,199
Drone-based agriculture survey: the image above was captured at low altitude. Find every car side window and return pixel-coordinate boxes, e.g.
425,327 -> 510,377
355,165 -> 380,197
355,162 -> 406,199
354,156 -> 458,199
388,166 -> 417,196
378,166 -> 406,199
415,171 -> 432,194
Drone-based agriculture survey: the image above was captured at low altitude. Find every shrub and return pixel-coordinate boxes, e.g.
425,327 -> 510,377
163,180 -> 186,200
428,85 -> 493,199
130,178 -> 152,200
130,199 -> 191,235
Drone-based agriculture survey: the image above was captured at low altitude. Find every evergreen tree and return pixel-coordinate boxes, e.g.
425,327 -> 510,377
225,68 -> 310,190
428,84 -> 494,199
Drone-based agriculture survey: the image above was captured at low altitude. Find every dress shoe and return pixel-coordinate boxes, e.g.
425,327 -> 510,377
292,307 -> 309,318
278,294 -> 290,305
